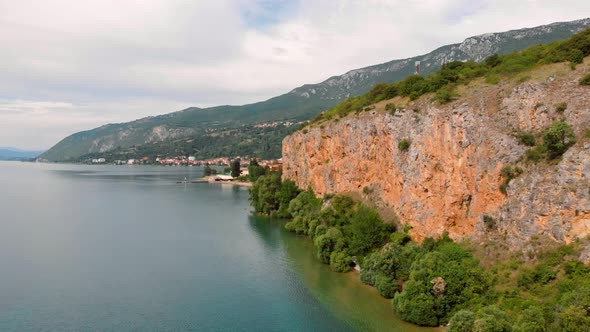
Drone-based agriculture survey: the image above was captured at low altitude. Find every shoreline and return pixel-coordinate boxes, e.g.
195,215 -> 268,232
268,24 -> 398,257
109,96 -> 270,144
176,176 -> 253,187
203,175 -> 253,187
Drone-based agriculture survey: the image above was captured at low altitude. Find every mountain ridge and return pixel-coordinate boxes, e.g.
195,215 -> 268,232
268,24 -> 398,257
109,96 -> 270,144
40,18 -> 590,162
0,148 -> 44,161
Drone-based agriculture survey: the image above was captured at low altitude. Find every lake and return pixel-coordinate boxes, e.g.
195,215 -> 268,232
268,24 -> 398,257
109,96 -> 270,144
0,162 -> 434,331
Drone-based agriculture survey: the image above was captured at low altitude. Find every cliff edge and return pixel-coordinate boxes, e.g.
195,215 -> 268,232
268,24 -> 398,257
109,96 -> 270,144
282,60 -> 590,247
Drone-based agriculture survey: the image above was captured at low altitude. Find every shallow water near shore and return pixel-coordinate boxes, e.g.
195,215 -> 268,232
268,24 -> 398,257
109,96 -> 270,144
0,162 -> 435,331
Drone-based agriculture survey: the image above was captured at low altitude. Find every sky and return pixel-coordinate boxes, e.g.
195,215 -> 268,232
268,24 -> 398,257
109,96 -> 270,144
1,0 -> 589,150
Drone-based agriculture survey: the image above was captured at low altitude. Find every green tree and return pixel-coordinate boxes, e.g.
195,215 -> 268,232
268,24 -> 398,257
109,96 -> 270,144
567,49 -> 584,64
392,252 -> 445,326
374,274 -> 397,298
393,284 -> 438,326
248,159 -> 266,181
231,159 -> 241,177
513,305 -> 545,332
542,121 -> 576,159
330,250 -> 353,272
557,287 -> 590,331
347,205 -> 390,256
474,306 -> 512,332
485,54 -> 502,67
560,305 -> 590,332
288,190 -> 322,219
249,173 -> 282,215
447,310 -> 475,332
314,227 -> 344,264
275,180 -> 301,218
392,244 -> 490,326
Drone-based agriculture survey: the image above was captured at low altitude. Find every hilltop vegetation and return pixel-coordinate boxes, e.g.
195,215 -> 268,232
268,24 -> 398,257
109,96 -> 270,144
249,175 -> 590,331
310,27 -> 590,124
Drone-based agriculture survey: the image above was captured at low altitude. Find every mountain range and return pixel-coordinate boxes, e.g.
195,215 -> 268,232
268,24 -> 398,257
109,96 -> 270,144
40,18 -> 590,162
0,148 -> 44,161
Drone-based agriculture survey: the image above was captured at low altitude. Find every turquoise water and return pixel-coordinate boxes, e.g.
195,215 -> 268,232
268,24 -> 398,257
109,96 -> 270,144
0,162 -> 434,331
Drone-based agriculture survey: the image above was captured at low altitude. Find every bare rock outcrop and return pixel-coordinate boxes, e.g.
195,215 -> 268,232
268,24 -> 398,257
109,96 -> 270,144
282,61 -> 590,246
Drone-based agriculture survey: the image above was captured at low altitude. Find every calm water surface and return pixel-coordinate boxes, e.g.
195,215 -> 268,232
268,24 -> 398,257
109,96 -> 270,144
0,162 -> 434,331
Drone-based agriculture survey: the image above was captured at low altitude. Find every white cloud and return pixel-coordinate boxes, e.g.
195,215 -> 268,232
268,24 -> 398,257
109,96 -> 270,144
0,0 -> 589,149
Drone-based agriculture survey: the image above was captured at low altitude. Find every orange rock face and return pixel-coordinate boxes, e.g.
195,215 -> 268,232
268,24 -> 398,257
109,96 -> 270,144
282,63 -> 590,244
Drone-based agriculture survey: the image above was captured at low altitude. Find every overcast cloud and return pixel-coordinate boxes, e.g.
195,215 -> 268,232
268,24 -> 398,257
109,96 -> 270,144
1,0 -> 589,149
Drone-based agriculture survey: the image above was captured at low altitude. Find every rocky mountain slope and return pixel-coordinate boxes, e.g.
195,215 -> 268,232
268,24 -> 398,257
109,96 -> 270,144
282,60 -> 590,248
41,18 -> 590,162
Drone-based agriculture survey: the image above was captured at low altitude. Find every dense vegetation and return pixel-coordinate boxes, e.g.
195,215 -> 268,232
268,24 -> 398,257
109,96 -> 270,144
310,27 -> 590,124
523,120 -> 577,162
249,174 -> 590,331
75,123 -> 297,162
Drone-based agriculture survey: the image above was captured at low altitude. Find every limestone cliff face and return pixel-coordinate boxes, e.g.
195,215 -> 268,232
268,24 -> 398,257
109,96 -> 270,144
282,62 -> 590,245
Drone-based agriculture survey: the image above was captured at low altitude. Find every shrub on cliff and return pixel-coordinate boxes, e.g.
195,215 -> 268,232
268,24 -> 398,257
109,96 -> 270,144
398,139 -> 411,151
580,73 -> 590,86
526,145 -> 547,163
517,131 -> 536,146
499,166 -> 523,195
555,102 -> 568,113
435,88 -> 457,104
542,121 -> 576,159
385,102 -> 397,114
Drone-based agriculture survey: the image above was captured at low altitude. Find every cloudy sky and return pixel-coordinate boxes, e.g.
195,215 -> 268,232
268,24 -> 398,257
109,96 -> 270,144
1,0 -> 589,150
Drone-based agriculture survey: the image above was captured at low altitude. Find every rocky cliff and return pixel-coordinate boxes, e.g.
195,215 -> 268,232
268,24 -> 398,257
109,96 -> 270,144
282,61 -> 590,247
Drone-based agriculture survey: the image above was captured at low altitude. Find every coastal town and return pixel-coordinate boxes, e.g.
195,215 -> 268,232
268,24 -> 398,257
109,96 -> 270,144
88,155 -> 282,186
90,155 -> 282,170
